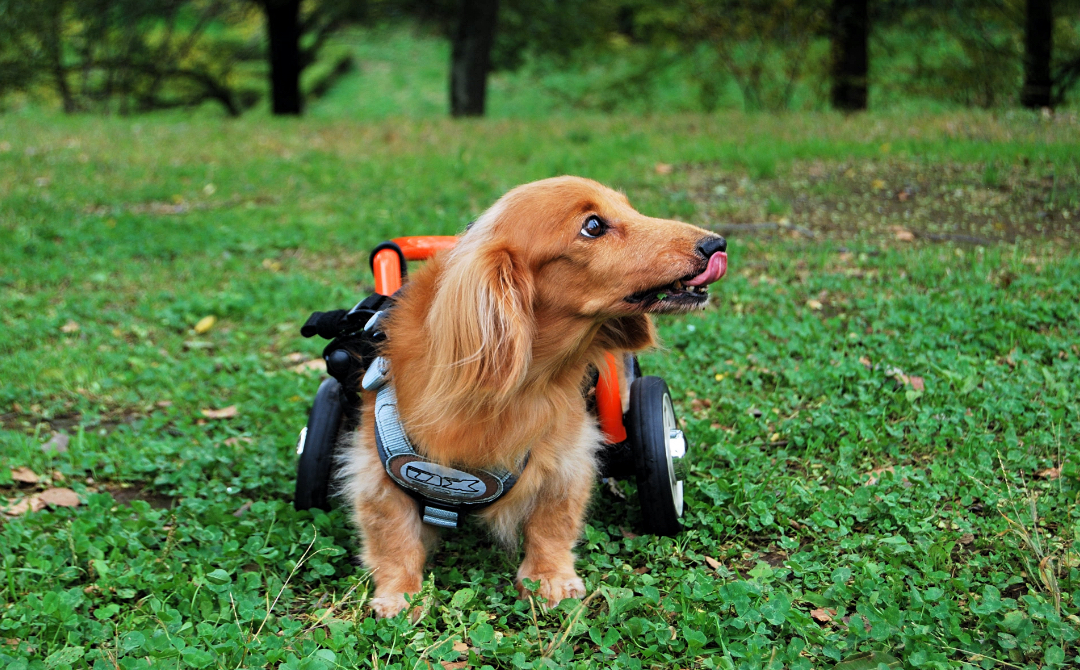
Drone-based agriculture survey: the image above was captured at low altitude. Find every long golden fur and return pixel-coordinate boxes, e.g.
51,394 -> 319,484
338,176 -> 725,618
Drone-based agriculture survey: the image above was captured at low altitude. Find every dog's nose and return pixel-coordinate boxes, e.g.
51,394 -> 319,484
696,236 -> 727,257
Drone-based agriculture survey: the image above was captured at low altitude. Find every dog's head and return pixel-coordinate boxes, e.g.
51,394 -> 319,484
424,176 -> 726,394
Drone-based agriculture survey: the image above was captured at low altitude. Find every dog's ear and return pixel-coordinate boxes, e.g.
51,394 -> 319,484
595,315 -> 655,352
426,244 -> 534,397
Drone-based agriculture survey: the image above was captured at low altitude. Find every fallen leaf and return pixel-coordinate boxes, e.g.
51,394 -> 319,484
959,533 -> 975,545
871,179 -> 885,190
1037,465 -> 1062,480
908,376 -> 925,391
898,190 -> 910,202
282,352 -> 307,364
811,607 -> 836,623
806,299 -> 823,310
863,465 -> 895,486
654,162 -> 673,175
441,662 -> 468,670
452,641 -> 468,653
156,400 -> 173,408
194,315 -> 216,334
704,556 -> 721,571
38,487 -> 80,507
233,501 -> 252,517
619,526 -> 639,539
42,433 -> 69,453
11,467 -> 38,484
201,405 -> 238,419
890,226 -> 915,242
223,436 -> 253,447
5,496 -> 45,516
291,359 -> 326,374
60,320 -> 80,333
858,356 -> 871,368
633,566 -> 650,574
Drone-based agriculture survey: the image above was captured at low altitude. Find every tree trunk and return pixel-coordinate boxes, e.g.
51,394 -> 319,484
1021,0 -> 1053,109
450,0 -> 498,117
45,11 -> 76,113
265,0 -> 303,115
830,0 -> 868,112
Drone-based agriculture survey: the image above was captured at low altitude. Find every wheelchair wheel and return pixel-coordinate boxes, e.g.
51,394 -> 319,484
626,376 -> 686,536
294,377 -> 344,511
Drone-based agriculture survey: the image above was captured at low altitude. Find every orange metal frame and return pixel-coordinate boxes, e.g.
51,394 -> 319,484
371,235 -> 627,444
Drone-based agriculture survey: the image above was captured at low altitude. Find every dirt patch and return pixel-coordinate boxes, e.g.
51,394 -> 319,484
103,484 -> 176,510
676,158 -> 1080,244
0,410 -> 145,436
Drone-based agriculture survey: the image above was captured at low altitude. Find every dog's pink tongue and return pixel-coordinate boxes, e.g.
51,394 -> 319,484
685,252 -> 728,286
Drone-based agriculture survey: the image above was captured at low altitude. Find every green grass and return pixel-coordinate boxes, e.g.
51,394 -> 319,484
2,102 -> 1080,670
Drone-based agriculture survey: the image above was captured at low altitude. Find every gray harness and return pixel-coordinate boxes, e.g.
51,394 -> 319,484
361,351 -> 525,529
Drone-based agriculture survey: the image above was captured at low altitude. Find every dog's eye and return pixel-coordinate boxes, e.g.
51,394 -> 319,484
580,216 -> 607,239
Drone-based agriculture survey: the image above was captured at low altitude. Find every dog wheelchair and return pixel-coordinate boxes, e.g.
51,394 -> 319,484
293,236 -> 689,536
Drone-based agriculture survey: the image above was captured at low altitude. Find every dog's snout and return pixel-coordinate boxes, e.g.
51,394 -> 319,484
696,236 -> 727,257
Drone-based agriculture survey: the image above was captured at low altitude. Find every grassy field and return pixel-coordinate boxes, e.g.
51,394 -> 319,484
2,100 -> 1080,670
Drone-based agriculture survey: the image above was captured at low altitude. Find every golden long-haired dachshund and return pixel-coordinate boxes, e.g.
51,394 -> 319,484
338,176 -> 727,618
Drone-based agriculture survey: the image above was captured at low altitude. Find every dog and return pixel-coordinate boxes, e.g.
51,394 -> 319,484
338,176 -> 727,618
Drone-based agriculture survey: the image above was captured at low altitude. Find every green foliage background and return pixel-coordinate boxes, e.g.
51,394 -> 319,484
2,100 -> 1080,667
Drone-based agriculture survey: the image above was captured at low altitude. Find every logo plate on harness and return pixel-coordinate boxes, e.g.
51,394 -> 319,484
385,455 -> 502,504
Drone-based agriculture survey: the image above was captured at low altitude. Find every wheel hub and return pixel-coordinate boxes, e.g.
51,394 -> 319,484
661,393 -> 685,517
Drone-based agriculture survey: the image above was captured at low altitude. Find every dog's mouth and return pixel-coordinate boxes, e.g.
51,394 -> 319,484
625,252 -> 727,311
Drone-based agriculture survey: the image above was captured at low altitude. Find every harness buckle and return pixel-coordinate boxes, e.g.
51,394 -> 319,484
362,356 -> 390,391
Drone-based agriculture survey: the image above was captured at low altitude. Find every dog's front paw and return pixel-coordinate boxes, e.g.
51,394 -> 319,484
518,573 -> 586,608
369,594 -> 409,619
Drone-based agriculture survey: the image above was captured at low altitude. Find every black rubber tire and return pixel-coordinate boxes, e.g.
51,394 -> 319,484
294,377 -> 344,511
627,376 -> 684,536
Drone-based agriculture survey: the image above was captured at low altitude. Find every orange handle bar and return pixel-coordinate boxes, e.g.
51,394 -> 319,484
395,236 -> 458,261
372,249 -> 403,296
372,236 -> 459,296
596,352 -> 628,444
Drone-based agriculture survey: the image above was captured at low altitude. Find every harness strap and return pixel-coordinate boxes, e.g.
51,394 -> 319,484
371,381 -> 524,528
301,292 -> 528,529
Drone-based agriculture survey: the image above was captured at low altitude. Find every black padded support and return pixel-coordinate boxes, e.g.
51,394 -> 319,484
301,310 -> 349,339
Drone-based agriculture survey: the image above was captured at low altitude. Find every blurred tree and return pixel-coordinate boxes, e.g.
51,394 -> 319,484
634,0 -> 830,111
386,0 -> 623,116
0,0 -> 263,115
872,0 -> 1080,108
262,0 -> 304,114
831,0 -> 868,110
449,0 -> 498,116
1022,0 -> 1053,107
253,0 -> 363,116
